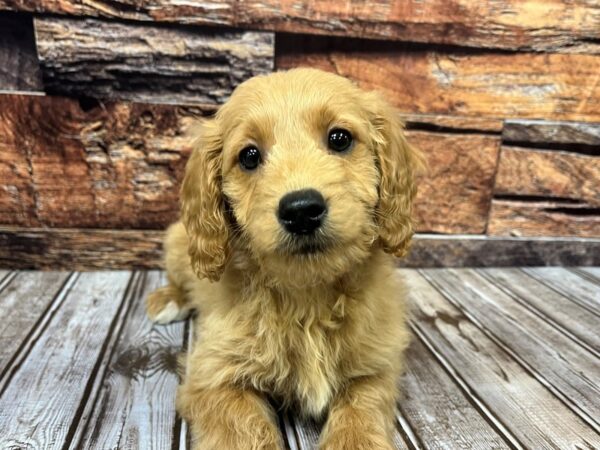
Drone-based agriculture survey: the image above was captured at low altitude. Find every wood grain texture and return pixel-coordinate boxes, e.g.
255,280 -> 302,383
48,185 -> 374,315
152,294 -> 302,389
0,94 -> 210,228
0,271 -> 132,450
276,35 -> 600,123
78,271 -> 186,450
3,227 -> 600,270
0,12 -> 43,92
0,271 -> 70,377
2,0 -> 600,52
503,120 -> 600,146
422,268 -> 600,427
477,268 -> 600,354
34,16 -> 274,105
494,147 -> 600,205
521,267 -> 600,315
401,114 -> 503,134
401,269 -> 600,448
408,131 -> 500,234
399,338 -> 508,448
487,199 -> 600,237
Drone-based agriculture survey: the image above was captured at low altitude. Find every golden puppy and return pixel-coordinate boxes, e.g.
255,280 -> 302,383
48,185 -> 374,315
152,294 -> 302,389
146,68 -> 422,449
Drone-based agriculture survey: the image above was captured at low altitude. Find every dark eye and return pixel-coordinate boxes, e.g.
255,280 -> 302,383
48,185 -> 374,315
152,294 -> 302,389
328,128 -> 353,152
239,146 -> 261,171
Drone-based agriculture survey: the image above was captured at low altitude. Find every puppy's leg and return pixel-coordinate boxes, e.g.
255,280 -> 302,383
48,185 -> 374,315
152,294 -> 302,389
177,381 -> 283,450
146,282 -> 193,324
319,374 -> 397,450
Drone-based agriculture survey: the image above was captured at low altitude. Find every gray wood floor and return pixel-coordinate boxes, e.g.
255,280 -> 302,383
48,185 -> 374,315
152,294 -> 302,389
0,268 -> 598,449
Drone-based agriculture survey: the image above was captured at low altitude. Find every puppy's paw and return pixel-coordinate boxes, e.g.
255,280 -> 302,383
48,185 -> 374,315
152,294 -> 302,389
146,285 -> 191,324
320,431 -> 394,450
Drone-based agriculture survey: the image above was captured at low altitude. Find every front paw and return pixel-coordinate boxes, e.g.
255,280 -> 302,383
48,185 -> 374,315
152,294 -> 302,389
146,285 -> 190,324
320,430 -> 395,450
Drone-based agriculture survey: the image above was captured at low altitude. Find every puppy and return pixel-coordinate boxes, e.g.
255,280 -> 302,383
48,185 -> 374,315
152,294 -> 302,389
146,68 -> 423,450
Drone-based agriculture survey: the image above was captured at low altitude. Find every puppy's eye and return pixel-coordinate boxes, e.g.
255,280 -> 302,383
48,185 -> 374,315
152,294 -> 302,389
328,129 -> 353,153
239,146 -> 261,171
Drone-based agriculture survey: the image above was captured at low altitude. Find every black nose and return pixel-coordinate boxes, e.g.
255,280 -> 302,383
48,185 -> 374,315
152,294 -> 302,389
278,189 -> 327,235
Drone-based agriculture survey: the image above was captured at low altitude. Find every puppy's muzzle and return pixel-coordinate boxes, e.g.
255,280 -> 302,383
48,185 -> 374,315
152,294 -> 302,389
278,189 -> 327,235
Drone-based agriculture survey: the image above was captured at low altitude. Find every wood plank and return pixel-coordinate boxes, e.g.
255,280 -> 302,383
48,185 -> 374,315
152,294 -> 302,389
494,147 -> 600,205
276,36 -> 600,123
503,120 -> 600,147
578,267 -> 600,281
0,12 -> 43,92
477,268 -> 600,354
0,94 -> 211,228
0,271 -> 71,377
421,268 -> 600,427
34,16 -> 274,105
408,131 -> 500,234
76,271 -> 186,449
0,271 -> 132,449
400,269 -> 600,448
2,1 -> 600,52
521,267 -> 600,315
487,199 -> 600,237
399,338 -> 508,448
401,114 -> 503,134
3,227 -> 600,270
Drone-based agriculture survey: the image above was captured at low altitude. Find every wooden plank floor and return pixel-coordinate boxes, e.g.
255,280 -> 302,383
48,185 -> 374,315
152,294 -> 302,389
0,268 -> 599,449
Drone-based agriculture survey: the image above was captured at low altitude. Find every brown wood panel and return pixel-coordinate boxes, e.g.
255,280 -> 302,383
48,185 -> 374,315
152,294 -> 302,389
276,36 -> 600,123
408,131 -> 500,234
494,147 -> 600,205
521,267 -> 600,315
0,271 -> 71,377
3,227 -> 600,270
487,199 -> 600,237
0,271 -> 132,449
422,268 -> 600,427
477,268 -> 600,354
1,1 -> 600,52
399,338 -> 508,448
78,271 -> 186,450
400,269 -> 600,448
503,120 -> 600,146
401,114 -> 503,134
0,94 -> 210,228
0,12 -> 43,92
35,16 -> 274,105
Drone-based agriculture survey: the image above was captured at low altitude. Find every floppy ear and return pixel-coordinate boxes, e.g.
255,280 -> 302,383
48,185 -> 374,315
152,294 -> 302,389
368,94 -> 424,258
180,119 -> 229,281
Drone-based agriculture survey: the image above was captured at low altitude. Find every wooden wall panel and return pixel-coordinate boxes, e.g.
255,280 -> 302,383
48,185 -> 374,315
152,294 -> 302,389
276,36 -> 600,123
503,120 -> 600,147
0,12 -> 42,92
408,131 -> 500,234
35,17 -> 274,105
0,94 -> 212,228
0,1 -> 599,52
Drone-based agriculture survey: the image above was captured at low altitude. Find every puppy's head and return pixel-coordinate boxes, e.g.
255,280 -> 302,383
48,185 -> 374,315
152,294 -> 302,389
181,68 -> 422,283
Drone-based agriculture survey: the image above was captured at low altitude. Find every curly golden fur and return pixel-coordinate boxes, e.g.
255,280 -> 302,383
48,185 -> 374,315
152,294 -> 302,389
146,68 -> 423,449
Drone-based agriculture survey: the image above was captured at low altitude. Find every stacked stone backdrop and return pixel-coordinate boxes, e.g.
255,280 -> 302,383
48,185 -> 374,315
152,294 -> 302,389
0,2 -> 598,269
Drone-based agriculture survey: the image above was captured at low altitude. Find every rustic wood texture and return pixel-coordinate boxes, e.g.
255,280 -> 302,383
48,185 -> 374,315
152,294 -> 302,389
78,271 -> 185,450
276,36 -> 600,123
408,131 -> 500,234
0,269 -> 599,448
494,147 -> 600,205
0,271 -> 132,449
0,12 -> 43,92
487,199 -> 600,237
34,16 -> 274,105
0,271 -> 71,377
477,268 -> 600,354
3,227 -> 600,270
422,268 -> 600,426
522,267 -> 600,316
0,94 -> 208,229
503,120 -> 600,146
401,269 -> 600,447
1,1 -> 600,52
401,114 -> 503,134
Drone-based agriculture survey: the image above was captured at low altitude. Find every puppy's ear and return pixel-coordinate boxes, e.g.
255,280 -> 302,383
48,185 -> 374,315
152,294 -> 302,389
180,119 -> 229,281
367,93 -> 425,258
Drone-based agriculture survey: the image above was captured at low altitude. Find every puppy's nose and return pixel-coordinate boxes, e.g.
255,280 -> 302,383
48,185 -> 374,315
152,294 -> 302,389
278,189 -> 327,235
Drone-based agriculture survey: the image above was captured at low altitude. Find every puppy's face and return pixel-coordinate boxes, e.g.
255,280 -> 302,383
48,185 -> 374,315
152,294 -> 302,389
181,69 -> 421,284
